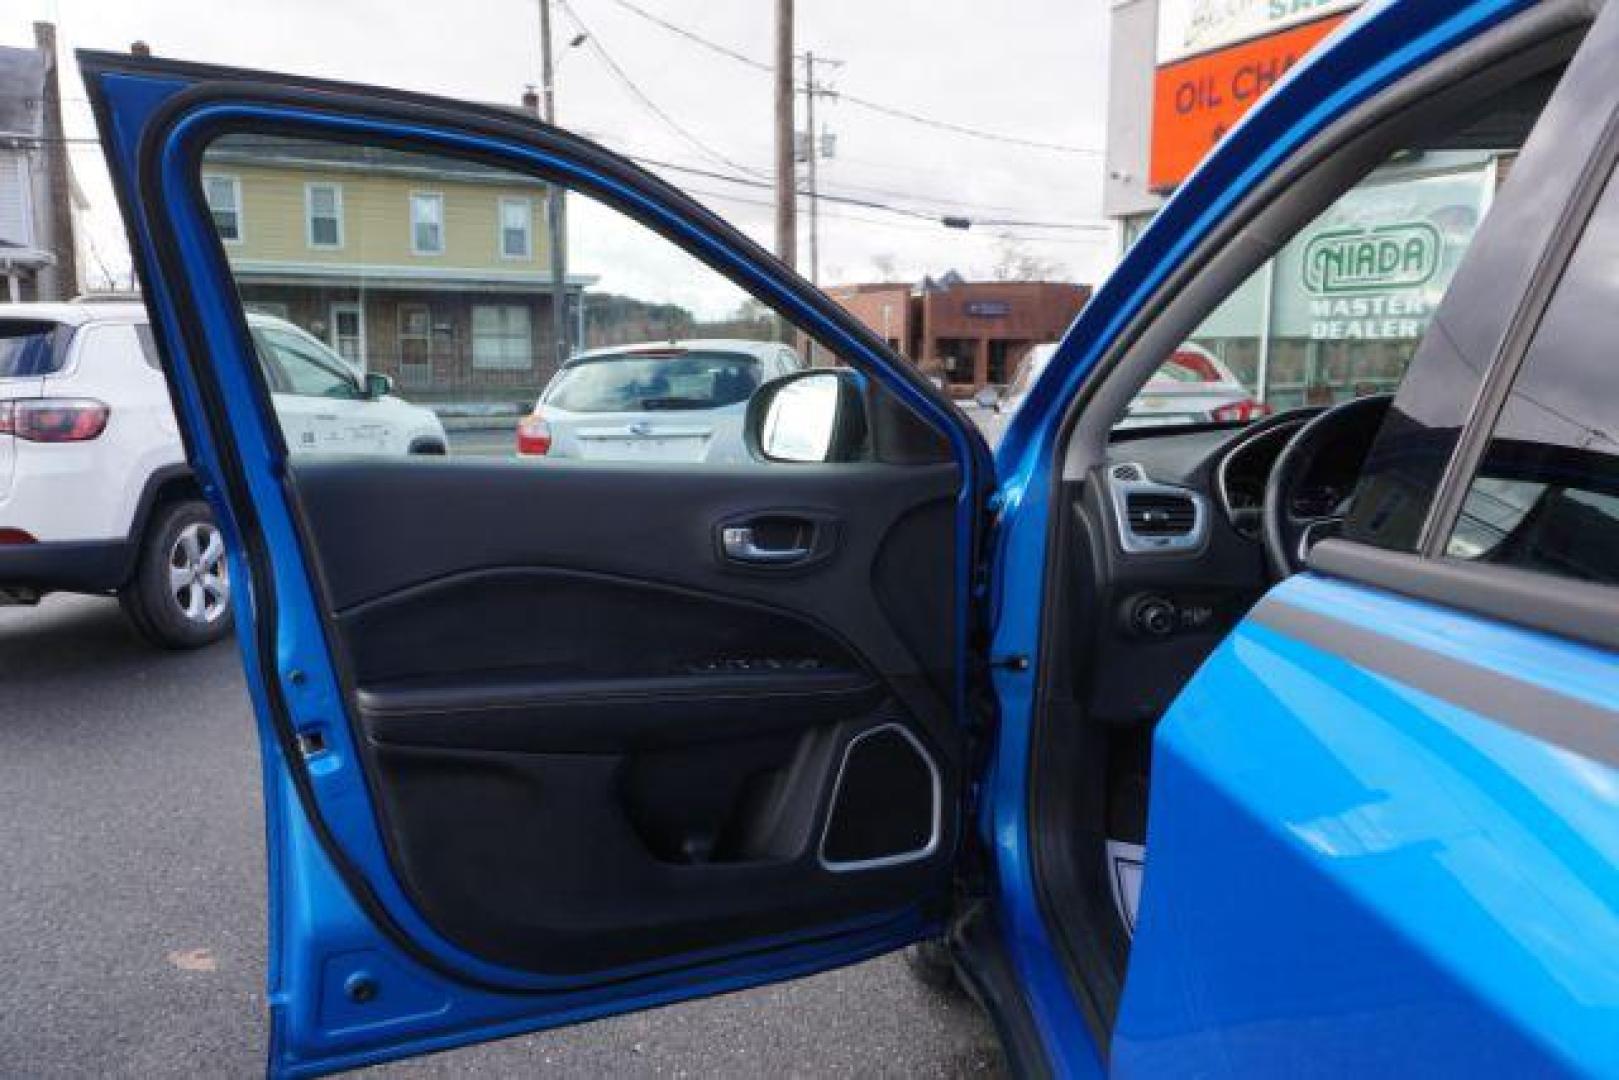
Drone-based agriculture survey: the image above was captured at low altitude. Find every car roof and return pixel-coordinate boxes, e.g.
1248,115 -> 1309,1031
0,299 -> 302,336
0,300 -> 149,326
565,338 -> 789,365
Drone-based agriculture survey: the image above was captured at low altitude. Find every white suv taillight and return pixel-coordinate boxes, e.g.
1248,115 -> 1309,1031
0,399 -> 111,442
515,411 -> 552,456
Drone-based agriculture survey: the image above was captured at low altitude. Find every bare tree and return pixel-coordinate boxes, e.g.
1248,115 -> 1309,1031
870,252 -> 902,282
989,233 -> 1063,282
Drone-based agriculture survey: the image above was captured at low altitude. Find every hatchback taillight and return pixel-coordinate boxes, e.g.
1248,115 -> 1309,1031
1211,399 -> 1273,424
0,399 -> 110,442
516,412 -> 552,456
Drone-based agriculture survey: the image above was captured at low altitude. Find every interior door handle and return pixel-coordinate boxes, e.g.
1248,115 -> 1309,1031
720,525 -> 811,564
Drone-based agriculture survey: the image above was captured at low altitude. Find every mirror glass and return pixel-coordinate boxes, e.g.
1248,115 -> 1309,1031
761,373 -> 841,462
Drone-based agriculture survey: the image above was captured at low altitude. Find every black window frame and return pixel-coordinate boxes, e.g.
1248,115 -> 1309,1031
1312,10 -> 1619,652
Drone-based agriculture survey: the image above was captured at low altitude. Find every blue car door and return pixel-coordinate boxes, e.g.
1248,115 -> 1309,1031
1073,4 -> 1618,1075
966,0 -> 1619,1075
1118,7 -> 1619,1067
83,53 -> 990,1077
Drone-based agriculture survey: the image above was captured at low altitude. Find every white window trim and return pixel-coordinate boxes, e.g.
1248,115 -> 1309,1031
410,190 -> 445,255
304,181 -> 344,250
497,196 -> 533,260
203,172 -> 243,245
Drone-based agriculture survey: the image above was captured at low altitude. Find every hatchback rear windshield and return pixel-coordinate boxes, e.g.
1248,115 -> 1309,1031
0,321 -> 67,378
544,351 -> 761,413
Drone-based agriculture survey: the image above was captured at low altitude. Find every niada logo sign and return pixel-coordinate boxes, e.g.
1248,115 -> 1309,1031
1302,222 -> 1441,295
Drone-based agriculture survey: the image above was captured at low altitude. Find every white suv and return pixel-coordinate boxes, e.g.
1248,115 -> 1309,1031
0,301 -> 447,648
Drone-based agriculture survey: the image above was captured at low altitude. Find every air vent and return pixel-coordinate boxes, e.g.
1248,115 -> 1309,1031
1126,492 -> 1197,537
1108,467 -> 1208,555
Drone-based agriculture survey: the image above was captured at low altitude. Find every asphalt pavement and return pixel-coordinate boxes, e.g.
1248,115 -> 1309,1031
0,594 -> 1004,1077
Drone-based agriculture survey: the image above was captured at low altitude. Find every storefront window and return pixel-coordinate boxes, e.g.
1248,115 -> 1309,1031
1135,151 -> 1501,426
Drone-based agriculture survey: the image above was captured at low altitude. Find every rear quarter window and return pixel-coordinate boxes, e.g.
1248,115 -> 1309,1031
0,321 -> 69,378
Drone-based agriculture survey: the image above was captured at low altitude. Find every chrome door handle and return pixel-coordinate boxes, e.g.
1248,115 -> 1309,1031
720,525 -> 811,564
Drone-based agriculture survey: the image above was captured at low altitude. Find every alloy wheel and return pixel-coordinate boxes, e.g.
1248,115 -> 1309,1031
168,521 -> 230,624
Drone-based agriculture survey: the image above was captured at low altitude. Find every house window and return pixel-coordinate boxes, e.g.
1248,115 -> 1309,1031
472,304 -> 532,371
411,192 -> 444,254
203,174 -> 242,242
305,183 -> 343,249
0,151 -> 34,247
499,197 -> 532,259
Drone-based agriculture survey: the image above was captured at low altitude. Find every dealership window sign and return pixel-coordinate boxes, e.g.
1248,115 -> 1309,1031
1275,164 -> 1490,343
1185,154 -> 1496,405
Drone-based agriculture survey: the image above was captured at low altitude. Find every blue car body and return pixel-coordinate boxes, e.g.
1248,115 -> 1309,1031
80,0 -> 1619,1074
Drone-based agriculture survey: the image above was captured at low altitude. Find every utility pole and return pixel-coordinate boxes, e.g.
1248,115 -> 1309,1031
34,22 -> 77,300
538,0 -> 571,367
773,0 -> 796,272
802,51 -> 820,286
797,53 -> 840,287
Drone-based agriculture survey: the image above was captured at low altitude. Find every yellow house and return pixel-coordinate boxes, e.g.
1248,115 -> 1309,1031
200,135 -> 593,400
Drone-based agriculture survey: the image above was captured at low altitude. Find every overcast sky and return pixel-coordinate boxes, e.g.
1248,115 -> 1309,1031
1,0 -> 1114,299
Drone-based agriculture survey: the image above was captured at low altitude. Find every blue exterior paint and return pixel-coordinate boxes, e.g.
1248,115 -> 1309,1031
976,0 -> 1541,1068
1113,572 -> 1619,1075
89,0 -> 1610,1073
90,70 -> 987,1076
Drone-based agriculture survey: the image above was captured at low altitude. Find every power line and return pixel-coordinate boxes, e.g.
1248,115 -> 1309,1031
604,0 -> 770,72
677,181 -> 1104,246
621,149 -> 1108,231
835,93 -> 1099,156
556,0 -> 767,179
596,0 -> 1099,155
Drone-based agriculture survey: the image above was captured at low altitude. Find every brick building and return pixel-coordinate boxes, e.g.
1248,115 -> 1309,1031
829,273 -> 1090,396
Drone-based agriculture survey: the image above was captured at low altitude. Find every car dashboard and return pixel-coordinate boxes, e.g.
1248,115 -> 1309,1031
1063,409 -> 1331,726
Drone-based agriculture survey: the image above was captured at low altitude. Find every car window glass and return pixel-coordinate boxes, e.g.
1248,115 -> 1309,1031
544,351 -> 761,413
258,327 -> 362,399
1120,153 -> 1500,433
134,323 -> 164,371
0,320 -> 66,377
197,133 -> 901,467
1443,167 -> 1619,584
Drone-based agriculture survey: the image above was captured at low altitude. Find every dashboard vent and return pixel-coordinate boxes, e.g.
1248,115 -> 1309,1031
1126,492 -> 1198,537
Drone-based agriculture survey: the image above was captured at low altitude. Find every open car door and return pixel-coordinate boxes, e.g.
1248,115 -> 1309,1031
83,53 -> 988,1077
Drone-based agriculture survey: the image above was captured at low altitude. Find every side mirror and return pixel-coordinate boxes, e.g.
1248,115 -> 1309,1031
363,371 -> 394,399
747,369 -> 867,463
973,386 -> 1001,411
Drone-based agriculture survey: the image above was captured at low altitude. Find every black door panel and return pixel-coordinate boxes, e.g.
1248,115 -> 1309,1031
285,457 -> 961,975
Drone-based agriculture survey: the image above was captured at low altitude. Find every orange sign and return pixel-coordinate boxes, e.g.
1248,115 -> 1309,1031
1149,14 -> 1347,192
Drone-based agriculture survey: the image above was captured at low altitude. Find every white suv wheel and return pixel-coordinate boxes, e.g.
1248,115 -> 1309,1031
119,500 -> 234,649
168,521 -> 230,625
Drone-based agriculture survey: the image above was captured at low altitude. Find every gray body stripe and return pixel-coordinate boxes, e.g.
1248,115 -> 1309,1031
1250,598 -> 1619,770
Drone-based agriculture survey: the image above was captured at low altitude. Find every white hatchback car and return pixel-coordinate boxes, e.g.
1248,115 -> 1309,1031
979,341 -> 1271,443
0,301 -> 447,648
516,339 -> 806,464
